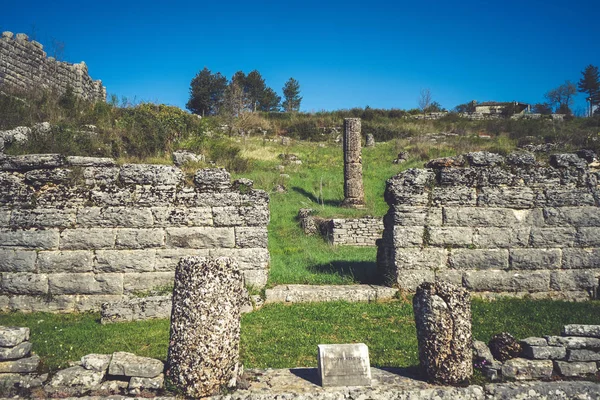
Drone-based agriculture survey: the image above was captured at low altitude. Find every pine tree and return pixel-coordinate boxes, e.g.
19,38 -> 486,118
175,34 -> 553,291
282,78 -> 302,112
186,67 -> 227,116
577,65 -> 600,116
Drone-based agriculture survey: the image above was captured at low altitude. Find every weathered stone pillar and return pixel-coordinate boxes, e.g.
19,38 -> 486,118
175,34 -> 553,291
341,118 -> 365,208
413,281 -> 472,384
166,256 -> 244,398
365,133 -> 375,147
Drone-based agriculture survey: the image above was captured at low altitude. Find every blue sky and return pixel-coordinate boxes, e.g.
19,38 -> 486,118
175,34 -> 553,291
2,0 -> 599,113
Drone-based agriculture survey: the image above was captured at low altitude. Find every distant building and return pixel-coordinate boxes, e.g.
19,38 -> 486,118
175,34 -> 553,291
472,101 -> 530,115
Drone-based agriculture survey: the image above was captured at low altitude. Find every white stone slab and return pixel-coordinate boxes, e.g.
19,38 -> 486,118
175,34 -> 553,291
317,343 -> 371,387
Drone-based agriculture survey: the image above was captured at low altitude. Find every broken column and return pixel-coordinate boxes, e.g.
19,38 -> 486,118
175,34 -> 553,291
166,256 -> 245,398
413,281 -> 473,384
341,118 -> 365,208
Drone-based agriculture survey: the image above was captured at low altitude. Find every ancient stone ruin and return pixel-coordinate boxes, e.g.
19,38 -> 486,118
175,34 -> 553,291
378,151 -> 600,299
0,154 -> 269,312
341,118 -> 365,208
413,281 -> 472,384
0,32 -> 106,102
167,256 -> 244,398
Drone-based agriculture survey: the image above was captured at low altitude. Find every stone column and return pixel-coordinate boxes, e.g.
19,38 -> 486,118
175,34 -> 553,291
413,281 -> 472,384
341,118 -> 365,208
166,256 -> 244,398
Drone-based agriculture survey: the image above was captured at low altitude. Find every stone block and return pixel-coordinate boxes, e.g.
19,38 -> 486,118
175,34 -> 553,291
151,207 -> 213,227
166,227 -> 235,249
77,207 -> 154,228
1,273 -> 48,295
317,343 -> 371,387
509,249 -> 562,270
48,273 -> 123,295
154,249 -> 210,271
554,361 -> 598,377
392,226 -> 424,247
119,164 -> 184,186
0,250 -> 36,272
83,166 -> 120,186
94,250 -> 156,273
544,206 -> 600,227
437,168 -> 477,186
24,168 -> 73,187
393,248 -> 447,270
115,228 -> 165,249
473,227 -> 530,248
9,208 -> 76,228
47,365 -> 104,388
435,269 -> 464,286
501,358 -> 553,380
546,336 -> 600,349
431,187 -> 477,206
0,342 -> 32,361
0,154 -> 65,171
129,374 -> 164,390
7,295 -> 75,313
562,248 -> 600,269
443,207 -> 543,227
212,206 -> 243,226
66,156 -> 116,167
530,227 -> 576,248
240,204 -> 270,226
108,351 -> 164,378
395,269 -> 435,291
477,187 -> 535,209
449,249 -> 508,270
235,227 -> 268,248
388,206 -> 442,227
122,272 -> 174,294
0,229 -> 59,249
576,228 -> 600,247
522,345 -> 566,360
545,188 -> 595,207
193,168 -> 231,192
463,270 -> 550,292
0,355 -> 40,373
567,349 -> 600,362
550,270 -> 598,291
0,327 -> 29,347
90,187 -> 134,206
209,248 -> 270,271
81,354 -> 112,372
37,250 -> 94,273
59,228 -> 115,250
520,337 -> 547,347
132,185 -> 178,206
563,325 -> 600,338
101,295 -> 172,323
427,227 -> 473,247
241,269 -> 268,288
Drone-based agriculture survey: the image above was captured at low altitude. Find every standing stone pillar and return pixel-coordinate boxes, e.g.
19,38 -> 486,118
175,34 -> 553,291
413,281 -> 472,384
341,118 -> 365,208
166,256 -> 245,398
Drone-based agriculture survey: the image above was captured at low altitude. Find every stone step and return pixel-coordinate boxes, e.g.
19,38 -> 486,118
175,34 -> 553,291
264,284 -> 398,304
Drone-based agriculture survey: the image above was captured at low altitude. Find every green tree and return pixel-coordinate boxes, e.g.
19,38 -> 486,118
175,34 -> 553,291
258,87 -> 281,112
186,67 -> 228,116
424,101 -> 444,113
453,101 -> 476,113
282,78 -> 302,112
577,65 -> 600,116
532,103 -> 553,115
545,81 -> 577,114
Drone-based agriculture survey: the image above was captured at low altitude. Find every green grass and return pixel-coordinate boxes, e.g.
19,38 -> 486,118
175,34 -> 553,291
1,298 -> 600,373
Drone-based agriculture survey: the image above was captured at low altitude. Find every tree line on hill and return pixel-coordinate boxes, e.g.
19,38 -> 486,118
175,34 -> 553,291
186,68 -> 302,117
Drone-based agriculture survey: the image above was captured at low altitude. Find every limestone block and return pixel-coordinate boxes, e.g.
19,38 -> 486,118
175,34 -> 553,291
550,270 -> 598,291
0,250 -> 36,272
522,345 -> 566,360
132,185 -> 178,206
431,187 -> 477,206
545,188 -> 595,207
463,270 -> 550,292
77,207 -> 154,228
115,228 -> 165,249
477,187 -> 536,209
544,206 -> 600,226
193,168 -> 231,192
154,249 -> 210,271
391,226 -> 424,247
435,269 -> 464,286
240,204 -> 270,226
466,151 -> 505,166
546,336 -> 600,349
576,228 -> 600,247
66,156 -> 115,167
393,248 -> 447,270
129,374 -> 164,390
212,206 -> 244,226
562,248 -> 600,269
108,351 -> 163,378
530,227 -> 576,247
395,269 -> 435,291
166,227 -> 235,249
166,257 -> 244,397
235,227 -> 268,248
8,295 -> 75,313
24,168 -> 72,186
90,187 -> 135,206
100,295 -> 172,323
1,273 -> 48,294
47,365 -> 104,388
0,327 -> 29,347
37,250 -> 93,273
477,167 -> 514,186
550,153 -> 587,169
437,168 -> 477,186
509,249 -> 562,270
81,354 -> 111,372
567,349 -> 600,362
151,207 -> 212,227
427,227 -> 473,247
34,185 -> 89,208
0,154 -> 65,171
241,269 -> 268,288
387,206 -> 442,227
119,164 -> 183,186
473,227 -> 530,248
209,248 -> 270,271
59,228 -> 115,250
71,295 -> 126,313
0,355 -> 40,373
501,358 -> 553,380
9,208 -> 76,228
0,209 -> 10,225
563,324 -> 600,338
520,337 -> 548,347
413,281 -> 472,384
554,361 -> 598,377
0,229 -> 59,249
94,249 -> 156,273
449,249 -> 509,270
48,273 -> 123,295
443,207 -> 543,227
122,272 -> 174,294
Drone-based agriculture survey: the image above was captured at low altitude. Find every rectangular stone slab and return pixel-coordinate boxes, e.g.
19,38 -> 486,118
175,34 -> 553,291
317,343 -> 371,387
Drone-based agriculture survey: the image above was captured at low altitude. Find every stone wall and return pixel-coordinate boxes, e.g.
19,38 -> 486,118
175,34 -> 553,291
323,217 -> 383,246
0,32 -> 106,102
0,154 -> 269,312
377,151 -> 600,300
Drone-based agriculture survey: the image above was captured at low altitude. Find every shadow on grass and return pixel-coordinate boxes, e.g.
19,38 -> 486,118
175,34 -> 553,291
308,261 -> 380,284
291,187 -> 341,208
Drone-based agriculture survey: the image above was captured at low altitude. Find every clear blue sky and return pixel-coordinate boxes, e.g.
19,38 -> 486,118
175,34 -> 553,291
2,0 -> 599,113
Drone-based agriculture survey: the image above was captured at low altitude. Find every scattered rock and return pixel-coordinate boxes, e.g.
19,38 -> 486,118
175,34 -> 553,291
466,151 -> 505,167
81,354 -> 111,372
563,324 -> 600,338
393,151 -> 410,164
0,342 -> 32,361
0,327 -> 30,347
576,149 -> 597,163
489,332 -> 521,362
172,150 -> 205,166
47,365 -> 104,388
0,355 -> 39,373
549,154 -> 587,169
